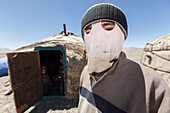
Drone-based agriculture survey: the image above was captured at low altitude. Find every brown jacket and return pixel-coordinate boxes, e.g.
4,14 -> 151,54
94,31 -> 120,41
78,52 -> 170,113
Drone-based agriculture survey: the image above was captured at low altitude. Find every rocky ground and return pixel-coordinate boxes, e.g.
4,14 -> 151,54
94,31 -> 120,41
25,99 -> 78,113
0,76 -> 16,113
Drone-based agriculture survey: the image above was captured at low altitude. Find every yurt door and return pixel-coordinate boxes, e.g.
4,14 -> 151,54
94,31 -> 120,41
35,46 -> 67,96
7,51 -> 43,113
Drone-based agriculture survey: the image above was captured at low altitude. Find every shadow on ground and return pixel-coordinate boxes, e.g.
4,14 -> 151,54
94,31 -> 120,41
28,98 -> 78,113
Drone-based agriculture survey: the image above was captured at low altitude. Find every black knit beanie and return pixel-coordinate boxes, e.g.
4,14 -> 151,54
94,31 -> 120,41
81,2 -> 128,39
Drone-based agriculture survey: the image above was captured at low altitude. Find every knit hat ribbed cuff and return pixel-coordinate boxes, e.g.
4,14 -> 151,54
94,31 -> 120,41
81,2 -> 128,39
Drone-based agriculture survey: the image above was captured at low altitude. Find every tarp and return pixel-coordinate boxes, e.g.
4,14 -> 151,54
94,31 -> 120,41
0,57 -> 8,76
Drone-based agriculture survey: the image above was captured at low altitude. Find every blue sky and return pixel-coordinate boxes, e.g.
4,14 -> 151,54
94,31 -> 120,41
0,0 -> 170,50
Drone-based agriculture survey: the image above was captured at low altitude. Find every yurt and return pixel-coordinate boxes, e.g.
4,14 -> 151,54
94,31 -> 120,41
141,33 -> 170,87
7,31 -> 86,113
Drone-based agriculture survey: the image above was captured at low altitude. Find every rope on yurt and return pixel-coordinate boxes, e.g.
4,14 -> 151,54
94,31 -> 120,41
141,62 -> 170,73
150,51 -> 170,61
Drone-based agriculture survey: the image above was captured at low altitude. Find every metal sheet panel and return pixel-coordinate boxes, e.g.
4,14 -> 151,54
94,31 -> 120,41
7,51 -> 43,113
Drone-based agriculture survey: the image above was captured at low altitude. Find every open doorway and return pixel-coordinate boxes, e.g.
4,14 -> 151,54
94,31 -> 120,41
35,47 -> 66,96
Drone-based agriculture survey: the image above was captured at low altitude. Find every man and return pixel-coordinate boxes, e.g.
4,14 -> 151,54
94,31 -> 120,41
78,2 -> 170,113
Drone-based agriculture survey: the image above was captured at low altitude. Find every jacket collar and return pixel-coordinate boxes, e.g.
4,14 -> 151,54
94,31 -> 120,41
107,51 -> 128,74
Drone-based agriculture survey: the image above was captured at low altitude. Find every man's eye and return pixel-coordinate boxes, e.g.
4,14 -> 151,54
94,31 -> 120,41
84,24 -> 92,34
101,21 -> 115,31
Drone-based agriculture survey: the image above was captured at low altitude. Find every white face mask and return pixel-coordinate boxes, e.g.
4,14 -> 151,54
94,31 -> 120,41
84,22 -> 124,74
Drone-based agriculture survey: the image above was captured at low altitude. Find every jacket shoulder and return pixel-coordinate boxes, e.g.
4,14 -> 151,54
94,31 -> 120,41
139,64 -> 170,91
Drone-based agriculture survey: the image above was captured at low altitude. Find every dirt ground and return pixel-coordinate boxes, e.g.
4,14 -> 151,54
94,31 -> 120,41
0,76 -> 16,113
